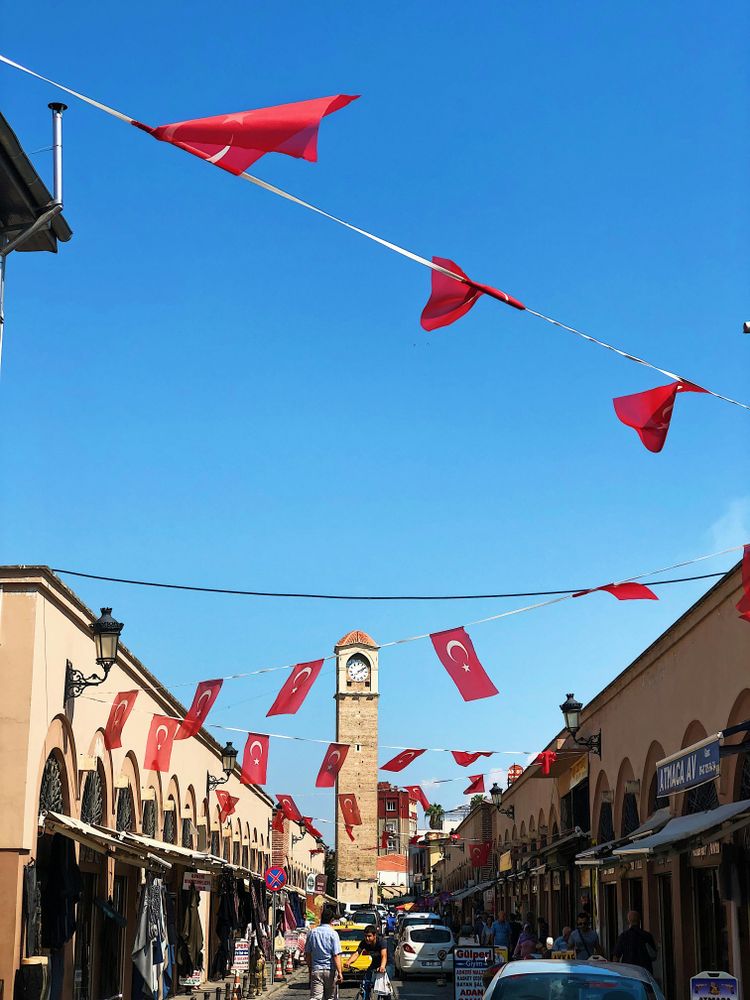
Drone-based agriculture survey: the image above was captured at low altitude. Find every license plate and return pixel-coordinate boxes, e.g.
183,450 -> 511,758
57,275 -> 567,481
421,961 -> 440,966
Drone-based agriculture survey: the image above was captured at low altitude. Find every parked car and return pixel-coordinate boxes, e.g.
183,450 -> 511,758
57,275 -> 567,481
397,912 -> 443,938
394,924 -> 454,980
484,959 -> 665,1000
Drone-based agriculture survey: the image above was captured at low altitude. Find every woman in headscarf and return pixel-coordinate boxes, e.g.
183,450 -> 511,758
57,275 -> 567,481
512,923 -> 540,960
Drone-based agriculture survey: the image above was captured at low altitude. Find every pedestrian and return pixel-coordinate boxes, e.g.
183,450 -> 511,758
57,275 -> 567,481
489,910 -> 512,953
344,925 -> 387,1000
567,912 -> 603,960
385,912 -> 396,935
509,913 -> 523,951
613,911 -> 658,972
551,926 -> 572,952
512,923 -> 541,960
304,908 -> 343,1000
481,914 -> 493,946
537,916 -> 549,947
473,911 -> 486,939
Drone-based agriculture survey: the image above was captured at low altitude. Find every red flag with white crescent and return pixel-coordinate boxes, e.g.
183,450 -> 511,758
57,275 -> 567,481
276,794 -> 303,822
103,691 -> 138,750
380,749 -> 426,772
266,659 -> 324,717
463,774 -> 485,795
272,809 -> 286,833
315,743 -> 349,787
240,733 -> 270,786
135,95 -> 358,176
430,628 -> 498,702
176,679 -> 223,739
451,750 -> 493,767
468,841 -> 491,867
345,825 -> 356,841
303,816 -> 323,840
573,582 -> 657,601
338,793 -> 362,826
215,789 -> 240,824
533,751 -> 557,776
736,545 -> 750,623
420,257 -> 526,331
144,715 -> 181,772
613,381 -> 706,453
403,785 -> 431,811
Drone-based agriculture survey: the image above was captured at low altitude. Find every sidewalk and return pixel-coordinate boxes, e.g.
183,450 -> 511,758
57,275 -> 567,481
197,962 -> 309,999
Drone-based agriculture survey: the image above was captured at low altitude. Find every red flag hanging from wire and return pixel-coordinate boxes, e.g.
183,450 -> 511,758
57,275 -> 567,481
272,809 -> 286,833
404,785 -> 431,811
533,751 -> 558,776
464,774 -> 485,795
103,691 -> 138,750
468,841 -> 491,867
315,743 -> 349,787
613,381 -> 706,452
266,659 -> 324,717
134,95 -> 358,176
451,750 -> 493,767
144,715 -> 181,772
240,733 -> 270,785
277,795 -> 303,822
737,545 -> 750,623
338,793 -> 362,826
430,627 -> 498,701
380,749 -> 426,772
573,582 -> 658,601
420,257 -> 525,331
216,789 -> 240,823
303,816 -> 323,840
176,679 -> 223,739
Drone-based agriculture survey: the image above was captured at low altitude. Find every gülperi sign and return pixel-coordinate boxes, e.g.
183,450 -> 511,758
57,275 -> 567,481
657,735 -> 721,796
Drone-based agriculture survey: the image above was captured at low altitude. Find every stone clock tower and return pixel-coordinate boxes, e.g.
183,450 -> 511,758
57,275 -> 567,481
334,630 -> 379,904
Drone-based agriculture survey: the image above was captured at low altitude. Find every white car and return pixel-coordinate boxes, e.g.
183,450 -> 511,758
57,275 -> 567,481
394,924 -> 454,980
397,912 -> 443,938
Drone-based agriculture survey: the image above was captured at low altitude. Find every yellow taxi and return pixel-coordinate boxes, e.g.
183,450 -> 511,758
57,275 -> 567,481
336,922 -> 372,976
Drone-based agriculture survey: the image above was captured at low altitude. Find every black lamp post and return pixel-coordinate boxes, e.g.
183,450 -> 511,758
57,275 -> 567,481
207,741 -> 238,793
489,782 -> 515,819
560,692 -> 602,757
65,607 -> 124,700
291,819 -> 308,847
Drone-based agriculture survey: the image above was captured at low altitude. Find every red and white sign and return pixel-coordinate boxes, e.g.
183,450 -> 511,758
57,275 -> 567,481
182,872 -> 212,892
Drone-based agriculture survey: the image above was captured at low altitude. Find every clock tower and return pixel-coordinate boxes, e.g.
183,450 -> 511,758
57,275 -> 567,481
334,630 -> 379,904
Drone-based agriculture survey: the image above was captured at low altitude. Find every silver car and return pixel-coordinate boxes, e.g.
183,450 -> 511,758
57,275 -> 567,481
485,959 -> 665,1000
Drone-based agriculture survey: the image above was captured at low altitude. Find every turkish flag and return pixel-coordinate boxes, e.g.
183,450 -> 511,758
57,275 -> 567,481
303,817 -> 323,840
737,545 -> 750,623
316,743 -> 349,787
216,789 -> 239,824
613,381 -> 706,453
452,750 -> 493,767
272,809 -> 286,833
533,751 -> 557,776
464,774 -> 485,795
176,679 -> 223,739
380,749 -> 426,772
573,582 -> 658,601
430,628 -> 498,702
277,795 -> 303,822
380,830 -> 389,849
409,835 -> 420,846
240,733 -> 270,786
135,95 -> 358,176
345,825 -> 356,841
338,794 -> 362,826
404,786 -> 431,811
468,841 -> 491,867
103,691 -> 138,750
267,659 -> 324,717
144,715 -> 181,772
421,257 -> 525,332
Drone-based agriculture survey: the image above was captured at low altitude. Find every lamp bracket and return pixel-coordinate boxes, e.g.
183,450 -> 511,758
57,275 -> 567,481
570,729 -> 602,758
496,804 -> 515,820
65,658 -> 112,701
207,770 -> 230,795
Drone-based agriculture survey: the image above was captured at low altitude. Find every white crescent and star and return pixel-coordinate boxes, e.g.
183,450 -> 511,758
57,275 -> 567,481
446,640 -> 471,672
195,689 -> 214,716
291,666 -> 313,694
250,739 -> 264,766
326,749 -> 341,771
155,724 -> 169,750
113,698 -> 130,726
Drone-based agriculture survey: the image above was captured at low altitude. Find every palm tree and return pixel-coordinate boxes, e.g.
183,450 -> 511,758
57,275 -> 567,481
426,803 -> 444,830
470,794 -> 486,810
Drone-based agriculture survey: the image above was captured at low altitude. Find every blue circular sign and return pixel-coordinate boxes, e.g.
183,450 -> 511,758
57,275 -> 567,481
265,865 -> 287,891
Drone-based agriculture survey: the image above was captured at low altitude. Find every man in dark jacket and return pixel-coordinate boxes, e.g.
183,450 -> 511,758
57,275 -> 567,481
613,911 -> 657,972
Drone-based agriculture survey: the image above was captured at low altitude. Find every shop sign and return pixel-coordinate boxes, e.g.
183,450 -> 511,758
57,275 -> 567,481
233,940 -> 250,972
182,872 -> 212,892
306,872 -> 316,892
454,946 -> 493,1000
180,972 -> 203,988
483,888 -> 494,910
315,874 -> 327,893
569,756 -> 588,789
657,736 -> 720,796
498,850 -> 512,873
690,971 -> 738,1000
692,842 -> 721,860
551,950 -> 576,960
493,946 -> 508,966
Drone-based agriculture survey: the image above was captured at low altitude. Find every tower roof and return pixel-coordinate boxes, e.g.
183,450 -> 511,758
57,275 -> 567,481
336,630 -> 378,649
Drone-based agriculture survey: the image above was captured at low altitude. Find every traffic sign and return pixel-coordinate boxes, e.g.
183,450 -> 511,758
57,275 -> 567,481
265,865 -> 287,892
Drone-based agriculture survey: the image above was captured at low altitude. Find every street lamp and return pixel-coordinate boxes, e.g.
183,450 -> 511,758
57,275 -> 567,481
291,819 -> 308,847
489,782 -> 515,820
65,607 -> 124,699
560,693 -> 602,757
207,741 -> 238,793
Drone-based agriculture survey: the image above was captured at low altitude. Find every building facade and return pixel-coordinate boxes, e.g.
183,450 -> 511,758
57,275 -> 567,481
0,566 -> 325,1000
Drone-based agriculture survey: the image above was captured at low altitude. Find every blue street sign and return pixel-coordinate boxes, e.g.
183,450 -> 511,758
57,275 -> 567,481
657,736 -> 721,797
265,866 -> 287,891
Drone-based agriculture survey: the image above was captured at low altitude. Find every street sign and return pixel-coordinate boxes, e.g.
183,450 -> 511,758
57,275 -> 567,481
233,939 -> 250,972
454,946 -> 493,1000
657,735 -> 721,796
265,865 -> 287,892
306,872 -> 316,892
690,972 -> 738,1000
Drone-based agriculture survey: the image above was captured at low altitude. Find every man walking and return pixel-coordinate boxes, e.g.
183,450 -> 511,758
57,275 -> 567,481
567,912 -> 603,959
305,908 -> 343,1000
613,911 -> 657,972
489,911 -> 512,953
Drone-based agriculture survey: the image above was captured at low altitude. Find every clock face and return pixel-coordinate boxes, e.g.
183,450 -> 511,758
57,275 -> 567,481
346,655 -> 370,682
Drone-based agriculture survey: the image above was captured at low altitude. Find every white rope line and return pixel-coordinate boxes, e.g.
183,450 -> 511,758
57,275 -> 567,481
3,52 -> 747,413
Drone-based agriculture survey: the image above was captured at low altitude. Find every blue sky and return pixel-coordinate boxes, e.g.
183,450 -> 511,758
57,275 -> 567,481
2,2 -> 748,829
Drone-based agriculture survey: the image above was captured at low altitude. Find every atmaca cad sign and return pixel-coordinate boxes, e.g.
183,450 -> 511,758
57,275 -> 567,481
657,735 -> 720,796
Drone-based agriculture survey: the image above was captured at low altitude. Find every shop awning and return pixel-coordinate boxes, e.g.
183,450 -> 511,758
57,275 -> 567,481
114,830 -> 226,872
575,808 -> 673,867
575,840 -> 619,867
44,813 -> 169,871
613,799 -> 750,857
451,878 -> 495,900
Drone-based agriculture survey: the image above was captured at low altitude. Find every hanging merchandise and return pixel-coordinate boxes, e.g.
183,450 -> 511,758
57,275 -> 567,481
132,875 -> 169,1000
176,680 -> 223,739
177,886 -> 204,980
210,871 -> 240,980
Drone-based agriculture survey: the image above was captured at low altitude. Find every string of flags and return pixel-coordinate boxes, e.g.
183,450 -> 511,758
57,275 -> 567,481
1,53 -> 748,451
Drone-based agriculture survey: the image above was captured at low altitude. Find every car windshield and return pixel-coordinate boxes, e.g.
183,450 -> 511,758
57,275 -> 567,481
410,928 -> 452,943
353,912 -> 377,925
339,930 -> 366,942
404,916 -> 440,925
490,973 -> 659,1000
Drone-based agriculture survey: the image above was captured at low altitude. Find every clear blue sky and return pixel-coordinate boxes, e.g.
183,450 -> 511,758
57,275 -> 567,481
2,2 -> 748,830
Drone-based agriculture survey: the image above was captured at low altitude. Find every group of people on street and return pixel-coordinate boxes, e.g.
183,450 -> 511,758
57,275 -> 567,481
459,908 -> 657,970
304,909 -> 387,1000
